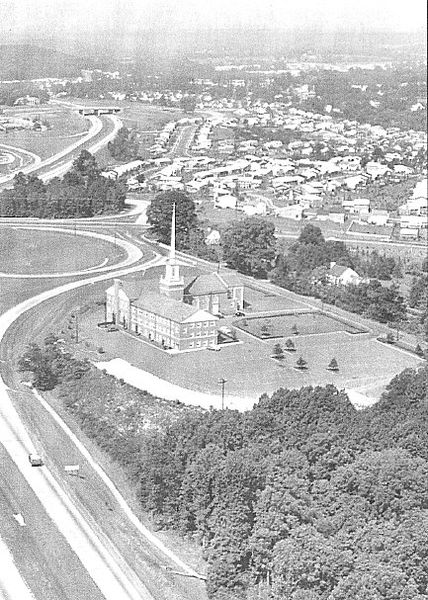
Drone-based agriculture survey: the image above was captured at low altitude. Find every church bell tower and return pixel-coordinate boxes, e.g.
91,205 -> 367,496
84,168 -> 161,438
159,203 -> 185,301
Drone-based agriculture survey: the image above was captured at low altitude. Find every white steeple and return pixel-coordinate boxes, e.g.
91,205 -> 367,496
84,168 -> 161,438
159,203 -> 185,300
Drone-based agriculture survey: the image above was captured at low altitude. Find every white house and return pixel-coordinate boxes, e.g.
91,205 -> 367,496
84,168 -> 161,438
327,263 -> 362,286
276,205 -> 305,220
368,210 -> 390,226
205,229 -> 221,245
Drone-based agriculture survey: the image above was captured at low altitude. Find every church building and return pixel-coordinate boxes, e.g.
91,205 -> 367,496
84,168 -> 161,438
106,205 -> 244,351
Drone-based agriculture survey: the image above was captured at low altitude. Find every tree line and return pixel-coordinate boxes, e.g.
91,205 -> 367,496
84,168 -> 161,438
107,126 -> 140,162
139,366 -> 427,599
0,150 -> 127,218
148,193 -> 413,331
18,331 -> 428,600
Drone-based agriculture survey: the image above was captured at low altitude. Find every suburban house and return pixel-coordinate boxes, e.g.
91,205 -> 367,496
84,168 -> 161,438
327,263 -> 362,286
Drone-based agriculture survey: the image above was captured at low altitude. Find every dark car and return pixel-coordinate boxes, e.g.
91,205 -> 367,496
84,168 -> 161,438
235,310 -> 246,317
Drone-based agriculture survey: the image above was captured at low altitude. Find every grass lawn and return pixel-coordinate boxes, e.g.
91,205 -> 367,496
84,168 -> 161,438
237,312 -> 366,339
243,285 -> 307,312
0,228 -> 126,274
75,295 -> 422,407
0,109 -> 89,159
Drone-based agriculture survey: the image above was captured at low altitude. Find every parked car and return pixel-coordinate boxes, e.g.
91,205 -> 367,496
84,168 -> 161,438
235,310 -> 246,317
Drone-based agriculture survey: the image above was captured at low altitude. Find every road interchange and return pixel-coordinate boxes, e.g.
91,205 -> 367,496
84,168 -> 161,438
0,217 -> 208,600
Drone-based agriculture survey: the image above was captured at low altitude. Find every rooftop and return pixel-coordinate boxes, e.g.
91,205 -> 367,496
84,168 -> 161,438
133,292 -> 200,323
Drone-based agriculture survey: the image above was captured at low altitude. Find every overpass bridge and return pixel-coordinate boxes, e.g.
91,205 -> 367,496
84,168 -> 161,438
77,106 -> 121,116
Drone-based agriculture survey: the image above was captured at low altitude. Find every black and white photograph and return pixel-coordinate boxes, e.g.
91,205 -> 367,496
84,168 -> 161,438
0,1 -> 427,598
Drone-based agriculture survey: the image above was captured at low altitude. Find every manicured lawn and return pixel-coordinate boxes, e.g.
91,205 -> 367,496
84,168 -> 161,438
77,298 -> 422,408
236,312 -> 366,339
0,228 -> 126,274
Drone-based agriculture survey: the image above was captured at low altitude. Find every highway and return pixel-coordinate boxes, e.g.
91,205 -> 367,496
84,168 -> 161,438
0,224 -> 207,600
0,112 -> 122,188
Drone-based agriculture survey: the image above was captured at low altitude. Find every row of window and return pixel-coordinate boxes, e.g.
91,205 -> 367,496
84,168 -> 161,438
189,339 -> 215,348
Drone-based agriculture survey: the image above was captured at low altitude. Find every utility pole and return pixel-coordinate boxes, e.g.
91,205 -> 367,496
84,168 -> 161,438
219,378 -> 227,410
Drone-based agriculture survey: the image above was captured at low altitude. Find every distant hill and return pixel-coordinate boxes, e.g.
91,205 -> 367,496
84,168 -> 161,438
0,45 -> 86,80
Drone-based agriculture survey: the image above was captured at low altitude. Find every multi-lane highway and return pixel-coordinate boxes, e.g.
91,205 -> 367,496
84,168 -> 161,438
0,112 -> 122,189
0,222 -> 208,600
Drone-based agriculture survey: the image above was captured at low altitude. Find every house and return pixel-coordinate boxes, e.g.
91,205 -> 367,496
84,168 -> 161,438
365,162 -> 390,180
205,229 -> 221,245
368,210 -> 389,226
400,215 -> 427,229
400,227 -> 419,240
276,205 -> 305,220
328,209 -> 346,225
327,263 -> 362,286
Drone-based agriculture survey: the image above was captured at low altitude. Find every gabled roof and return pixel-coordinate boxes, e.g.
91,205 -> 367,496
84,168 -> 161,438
185,271 -> 243,296
186,273 -> 226,295
329,264 -> 349,277
133,292 -> 200,322
216,272 -> 243,288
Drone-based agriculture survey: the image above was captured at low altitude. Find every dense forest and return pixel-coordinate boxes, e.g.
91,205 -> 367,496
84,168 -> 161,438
0,150 -> 126,218
18,334 -> 428,600
138,366 -> 427,600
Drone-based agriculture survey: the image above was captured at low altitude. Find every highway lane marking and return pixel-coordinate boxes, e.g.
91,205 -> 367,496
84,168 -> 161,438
13,513 -> 26,526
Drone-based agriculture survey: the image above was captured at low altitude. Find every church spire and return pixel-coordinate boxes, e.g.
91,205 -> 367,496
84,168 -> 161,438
170,202 -> 177,260
159,201 -> 184,300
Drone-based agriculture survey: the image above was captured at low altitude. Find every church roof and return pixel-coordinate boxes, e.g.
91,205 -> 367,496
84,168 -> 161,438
133,292 -> 205,323
216,272 -> 243,288
186,271 -> 243,296
187,273 -> 227,295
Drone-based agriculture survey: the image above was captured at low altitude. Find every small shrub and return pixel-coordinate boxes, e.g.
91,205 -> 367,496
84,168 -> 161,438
285,338 -> 295,351
272,343 -> 284,359
296,356 -> 307,369
328,358 -> 339,371
415,344 -> 425,357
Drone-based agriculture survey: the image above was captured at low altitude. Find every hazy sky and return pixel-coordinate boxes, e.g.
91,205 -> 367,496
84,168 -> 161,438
1,0 -> 426,38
